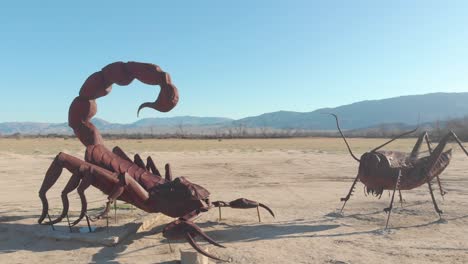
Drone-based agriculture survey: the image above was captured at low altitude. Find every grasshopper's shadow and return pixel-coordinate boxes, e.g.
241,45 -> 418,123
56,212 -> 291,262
316,209 -> 468,238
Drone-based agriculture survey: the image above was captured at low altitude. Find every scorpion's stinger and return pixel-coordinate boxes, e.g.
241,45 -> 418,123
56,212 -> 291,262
137,102 -> 154,117
136,82 -> 179,117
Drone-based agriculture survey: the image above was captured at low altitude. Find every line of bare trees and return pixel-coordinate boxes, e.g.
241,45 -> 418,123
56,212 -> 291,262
3,117 -> 468,141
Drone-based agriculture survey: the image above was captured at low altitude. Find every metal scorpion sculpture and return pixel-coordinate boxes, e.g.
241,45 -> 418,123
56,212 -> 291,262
329,114 -> 468,228
38,61 -> 274,261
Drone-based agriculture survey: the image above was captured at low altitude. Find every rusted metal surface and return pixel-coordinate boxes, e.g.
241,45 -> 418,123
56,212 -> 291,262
329,113 -> 468,228
38,61 -> 274,261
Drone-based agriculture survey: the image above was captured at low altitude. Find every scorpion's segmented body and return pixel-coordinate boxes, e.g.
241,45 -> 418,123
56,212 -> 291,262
38,61 -> 274,261
85,144 -> 166,192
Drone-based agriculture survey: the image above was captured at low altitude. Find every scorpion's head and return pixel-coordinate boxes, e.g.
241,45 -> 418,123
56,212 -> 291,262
150,176 -> 210,217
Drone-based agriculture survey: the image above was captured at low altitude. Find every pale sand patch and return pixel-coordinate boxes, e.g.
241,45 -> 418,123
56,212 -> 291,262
0,138 -> 467,263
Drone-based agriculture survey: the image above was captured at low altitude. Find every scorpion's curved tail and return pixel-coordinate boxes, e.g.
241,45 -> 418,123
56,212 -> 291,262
69,61 -> 179,146
325,113 -> 360,162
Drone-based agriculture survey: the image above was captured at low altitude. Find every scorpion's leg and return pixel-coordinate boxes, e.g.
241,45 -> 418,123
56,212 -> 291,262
43,172 -> 82,225
136,154 -> 163,177
164,163 -> 173,181
132,152 -> 164,178
384,170 -> 402,229
71,166 -> 150,226
339,174 -> 360,213
71,165 -> 96,226
146,156 -> 162,176
112,146 -> 133,162
112,146 -> 162,177
133,154 -> 146,169
212,198 -> 275,222
38,153 -> 85,224
90,173 -> 127,221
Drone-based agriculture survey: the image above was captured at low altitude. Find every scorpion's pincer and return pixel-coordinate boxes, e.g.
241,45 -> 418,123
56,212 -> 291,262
213,198 -> 276,218
163,218 -> 227,262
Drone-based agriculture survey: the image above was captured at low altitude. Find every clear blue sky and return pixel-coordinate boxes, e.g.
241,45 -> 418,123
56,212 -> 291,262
1,1 -> 467,123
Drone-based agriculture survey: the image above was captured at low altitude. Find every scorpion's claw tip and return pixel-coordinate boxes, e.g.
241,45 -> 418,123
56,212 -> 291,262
259,203 -> 275,218
165,219 -> 226,261
186,233 -> 228,262
187,222 -> 225,248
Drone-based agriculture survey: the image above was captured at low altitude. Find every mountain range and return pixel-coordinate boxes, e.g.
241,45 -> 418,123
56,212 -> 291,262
1,92 -> 467,135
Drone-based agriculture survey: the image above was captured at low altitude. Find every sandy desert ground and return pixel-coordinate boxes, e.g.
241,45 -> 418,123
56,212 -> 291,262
0,137 -> 467,264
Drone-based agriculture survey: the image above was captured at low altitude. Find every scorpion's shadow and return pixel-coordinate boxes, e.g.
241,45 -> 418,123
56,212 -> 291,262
90,219 -> 340,263
0,217 -> 177,264
0,214 -> 337,263
0,219 -> 96,254
199,220 -> 340,242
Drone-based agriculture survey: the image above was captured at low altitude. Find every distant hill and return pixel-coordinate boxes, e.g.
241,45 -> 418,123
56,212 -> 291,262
0,116 -> 233,135
0,122 -> 70,135
1,92 -> 467,135
235,92 -> 468,130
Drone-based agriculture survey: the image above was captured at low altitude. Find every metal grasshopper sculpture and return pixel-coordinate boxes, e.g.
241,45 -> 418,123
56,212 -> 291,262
38,61 -> 274,261
330,114 -> 468,228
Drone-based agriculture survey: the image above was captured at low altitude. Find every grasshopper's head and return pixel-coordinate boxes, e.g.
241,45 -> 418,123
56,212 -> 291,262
360,152 -> 382,171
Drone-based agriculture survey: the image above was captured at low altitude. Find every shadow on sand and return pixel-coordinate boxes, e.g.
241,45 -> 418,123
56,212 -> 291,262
2,210 -> 465,263
90,220 -> 340,263
0,216 -> 339,263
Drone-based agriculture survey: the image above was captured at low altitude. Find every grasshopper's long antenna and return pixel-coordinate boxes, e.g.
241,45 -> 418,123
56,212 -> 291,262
324,113 -> 360,162
371,126 -> 418,152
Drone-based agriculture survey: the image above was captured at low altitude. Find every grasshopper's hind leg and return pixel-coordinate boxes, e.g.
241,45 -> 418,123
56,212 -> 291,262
412,132 -> 447,198
427,181 -> 443,217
